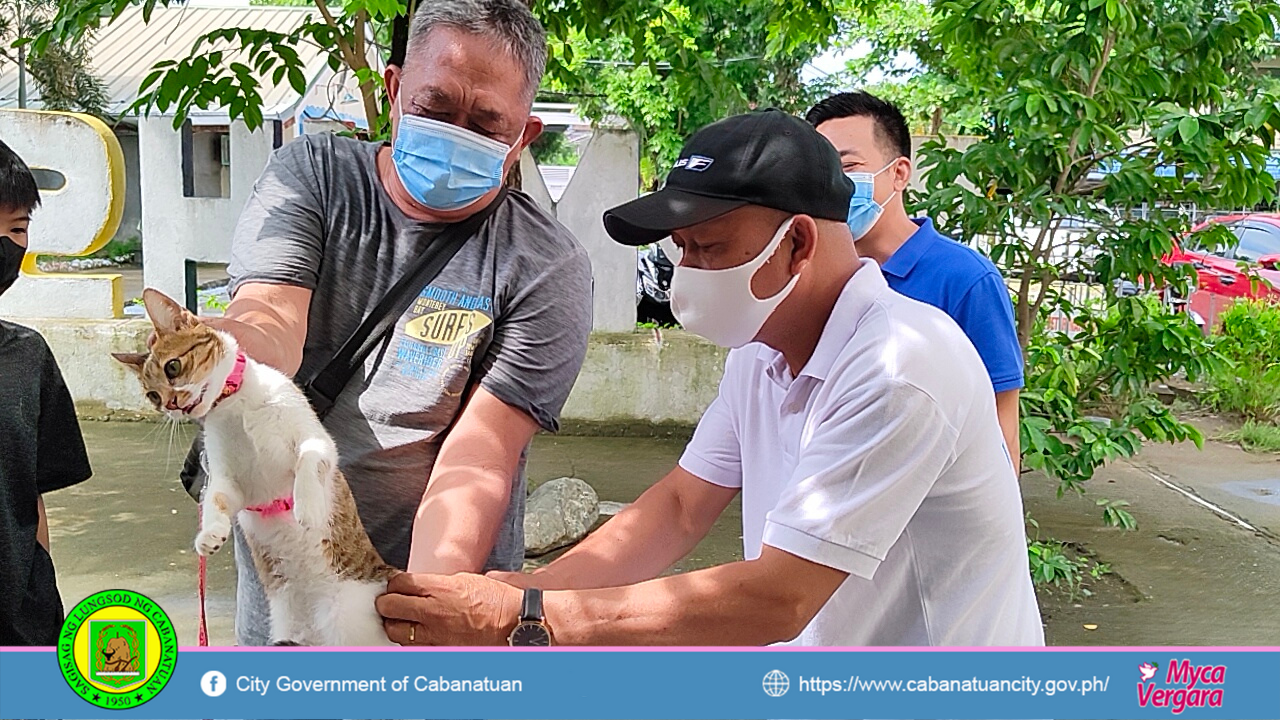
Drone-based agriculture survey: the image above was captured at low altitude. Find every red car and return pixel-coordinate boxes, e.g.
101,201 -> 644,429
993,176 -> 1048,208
1164,213 -> 1280,331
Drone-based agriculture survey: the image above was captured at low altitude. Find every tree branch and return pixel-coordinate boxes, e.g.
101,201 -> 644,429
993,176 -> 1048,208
313,0 -> 356,64
1015,219 -> 1053,349
312,0 -> 379,135
350,10 -> 382,136
1060,136 -> 1158,189
1085,33 -> 1115,99
1029,216 -> 1069,321
1054,32 -> 1118,195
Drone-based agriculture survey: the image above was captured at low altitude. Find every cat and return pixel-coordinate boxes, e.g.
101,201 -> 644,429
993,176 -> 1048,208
113,289 -> 396,646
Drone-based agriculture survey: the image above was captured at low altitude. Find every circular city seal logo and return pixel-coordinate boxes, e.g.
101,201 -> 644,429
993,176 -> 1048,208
57,590 -> 178,710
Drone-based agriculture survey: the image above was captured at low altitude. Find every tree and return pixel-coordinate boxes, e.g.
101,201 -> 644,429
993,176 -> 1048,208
1,0 -> 108,114
547,0 -> 833,188
917,0 -> 1280,500
35,0 -> 843,142
828,0 -> 985,135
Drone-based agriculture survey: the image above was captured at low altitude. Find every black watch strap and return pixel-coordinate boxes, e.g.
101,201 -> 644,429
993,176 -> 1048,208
520,588 -> 544,623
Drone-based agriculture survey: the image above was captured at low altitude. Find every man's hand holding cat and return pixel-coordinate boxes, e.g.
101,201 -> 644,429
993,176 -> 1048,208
376,572 -> 520,646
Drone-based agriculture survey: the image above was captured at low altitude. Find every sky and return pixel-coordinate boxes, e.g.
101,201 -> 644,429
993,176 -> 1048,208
802,41 -> 908,86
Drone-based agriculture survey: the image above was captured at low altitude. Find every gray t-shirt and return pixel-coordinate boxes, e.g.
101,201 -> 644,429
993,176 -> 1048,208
227,133 -> 593,572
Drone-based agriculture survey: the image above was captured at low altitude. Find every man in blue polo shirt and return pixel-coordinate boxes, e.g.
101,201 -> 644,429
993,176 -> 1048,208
808,91 -> 1024,469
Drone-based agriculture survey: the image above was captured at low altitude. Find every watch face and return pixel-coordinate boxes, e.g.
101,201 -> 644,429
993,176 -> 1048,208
509,622 -> 551,647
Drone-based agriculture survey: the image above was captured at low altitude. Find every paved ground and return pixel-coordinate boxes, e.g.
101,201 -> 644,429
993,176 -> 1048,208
1030,419 -> 1280,646
42,420 -> 1280,647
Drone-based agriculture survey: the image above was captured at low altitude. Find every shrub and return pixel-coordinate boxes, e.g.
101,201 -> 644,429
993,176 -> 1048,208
1208,300 -> 1280,421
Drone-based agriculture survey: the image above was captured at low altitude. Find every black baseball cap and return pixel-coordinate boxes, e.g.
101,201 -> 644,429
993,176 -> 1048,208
603,109 -> 853,246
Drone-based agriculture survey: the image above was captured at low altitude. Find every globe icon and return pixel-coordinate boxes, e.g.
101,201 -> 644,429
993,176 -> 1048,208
762,669 -> 790,697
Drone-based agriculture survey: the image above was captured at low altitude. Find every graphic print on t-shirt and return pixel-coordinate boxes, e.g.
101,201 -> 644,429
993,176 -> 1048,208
395,284 -> 494,384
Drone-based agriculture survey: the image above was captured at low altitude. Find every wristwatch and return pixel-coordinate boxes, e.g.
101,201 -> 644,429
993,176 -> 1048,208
507,588 -> 553,646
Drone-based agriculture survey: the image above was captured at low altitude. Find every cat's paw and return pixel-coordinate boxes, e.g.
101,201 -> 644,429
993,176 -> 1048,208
194,528 -> 228,556
194,515 -> 231,556
292,496 -> 328,530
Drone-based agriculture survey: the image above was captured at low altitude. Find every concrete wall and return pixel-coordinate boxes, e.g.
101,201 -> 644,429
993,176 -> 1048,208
21,319 -> 155,419
910,134 -> 981,194
524,129 -> 641,333
22,318 -> 725,427
561,330 -> 726,427
139,118 -> 277,301
0,110 -> 125,318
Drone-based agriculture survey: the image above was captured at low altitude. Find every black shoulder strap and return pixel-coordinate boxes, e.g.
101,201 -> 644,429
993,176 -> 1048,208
300,188 -> 509,417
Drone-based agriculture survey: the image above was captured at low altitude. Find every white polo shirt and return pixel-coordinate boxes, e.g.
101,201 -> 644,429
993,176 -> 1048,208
679,260 -> 1044,647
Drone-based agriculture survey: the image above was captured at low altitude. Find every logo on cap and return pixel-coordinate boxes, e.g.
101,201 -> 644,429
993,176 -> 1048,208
673,155 -> 714,172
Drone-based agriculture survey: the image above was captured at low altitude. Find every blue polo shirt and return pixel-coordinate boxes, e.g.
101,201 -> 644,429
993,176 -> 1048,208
881,218 -> 1024,393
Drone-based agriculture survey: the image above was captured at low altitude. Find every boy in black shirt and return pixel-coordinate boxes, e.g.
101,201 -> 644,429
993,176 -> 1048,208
0,139 -> 93,645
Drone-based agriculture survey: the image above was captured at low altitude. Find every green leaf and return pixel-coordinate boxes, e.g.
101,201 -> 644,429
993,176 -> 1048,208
287,68 -> 307,95
138,69 -> 164,93
1179,116 -> 1200,144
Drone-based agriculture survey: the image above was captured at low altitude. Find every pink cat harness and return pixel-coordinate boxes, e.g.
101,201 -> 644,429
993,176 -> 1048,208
244,496 -> 295,516
211,351 -> 247,407
186,351 -> 248,414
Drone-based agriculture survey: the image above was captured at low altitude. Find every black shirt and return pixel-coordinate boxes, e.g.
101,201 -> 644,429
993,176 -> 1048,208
0,320 -> 92,645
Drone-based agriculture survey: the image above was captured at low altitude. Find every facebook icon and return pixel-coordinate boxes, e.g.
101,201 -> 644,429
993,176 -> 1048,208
201,670 -> 227,698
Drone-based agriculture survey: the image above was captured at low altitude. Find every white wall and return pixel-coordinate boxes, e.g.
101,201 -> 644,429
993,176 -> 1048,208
138,118 -> 643,331
0,110 -> 125,318
521,129 -> 641,332
138,118 -> 277,302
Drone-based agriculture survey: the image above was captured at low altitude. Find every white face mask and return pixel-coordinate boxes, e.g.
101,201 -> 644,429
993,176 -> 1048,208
670,216 -> 800,348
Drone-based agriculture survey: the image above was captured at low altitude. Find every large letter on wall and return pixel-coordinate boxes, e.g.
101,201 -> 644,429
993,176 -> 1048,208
0,109 -> 125,318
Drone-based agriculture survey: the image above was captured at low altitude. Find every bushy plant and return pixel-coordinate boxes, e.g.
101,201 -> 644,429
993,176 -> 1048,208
1208,299 -> 1280,421
1021,294 -> 1220,498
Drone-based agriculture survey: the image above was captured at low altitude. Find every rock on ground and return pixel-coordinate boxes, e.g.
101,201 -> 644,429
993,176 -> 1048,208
524,477 -> 600,557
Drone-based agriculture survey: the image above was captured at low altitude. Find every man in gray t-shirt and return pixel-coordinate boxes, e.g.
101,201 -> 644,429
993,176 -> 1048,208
211,0 -> 592,645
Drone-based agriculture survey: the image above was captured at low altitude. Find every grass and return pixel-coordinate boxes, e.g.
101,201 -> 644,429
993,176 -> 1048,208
35,235 -> 141,265
1219,420 -> 1280,454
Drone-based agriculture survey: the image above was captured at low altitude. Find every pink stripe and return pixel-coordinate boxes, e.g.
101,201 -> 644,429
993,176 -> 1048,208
175,645 -> 1280,652
5,645 -> 1277,653
244,496 -> 294,516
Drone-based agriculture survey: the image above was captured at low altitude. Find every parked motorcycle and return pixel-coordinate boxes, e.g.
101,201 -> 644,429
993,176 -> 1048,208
637,244 -> 677,326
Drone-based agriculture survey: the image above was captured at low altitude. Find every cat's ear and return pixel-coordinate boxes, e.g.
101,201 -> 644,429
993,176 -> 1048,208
142,288 -> 197,335
112,352 -> 148,376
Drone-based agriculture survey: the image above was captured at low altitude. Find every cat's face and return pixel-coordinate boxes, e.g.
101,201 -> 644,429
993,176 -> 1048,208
113,289 -> 231,421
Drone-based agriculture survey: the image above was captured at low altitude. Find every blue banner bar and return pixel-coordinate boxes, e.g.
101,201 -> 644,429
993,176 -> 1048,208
2,648 -> 1278,719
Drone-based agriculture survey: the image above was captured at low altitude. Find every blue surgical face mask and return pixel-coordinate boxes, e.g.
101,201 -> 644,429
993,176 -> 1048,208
845,160 -> 900,242
391,94 -> 515,212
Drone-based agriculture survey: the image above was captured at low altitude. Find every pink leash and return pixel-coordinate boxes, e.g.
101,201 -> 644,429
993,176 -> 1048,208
197,522 -> 209,647
194,352 -> 248,649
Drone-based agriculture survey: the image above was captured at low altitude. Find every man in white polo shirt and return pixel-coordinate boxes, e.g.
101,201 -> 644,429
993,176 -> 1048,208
376,109 -> 1044,647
